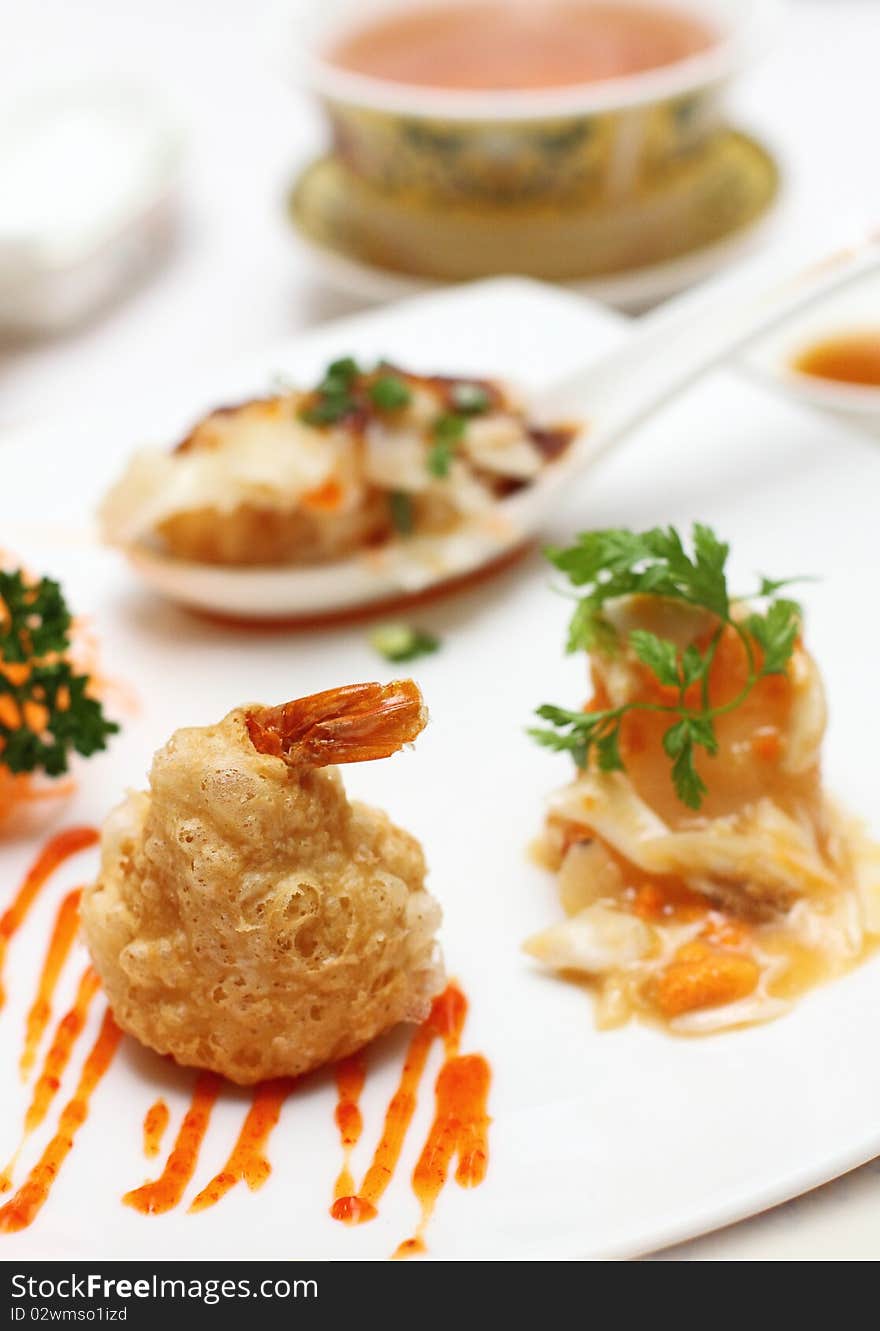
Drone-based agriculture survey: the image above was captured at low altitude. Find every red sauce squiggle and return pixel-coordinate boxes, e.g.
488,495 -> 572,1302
0,966 -> 102,1193
330,982 -> 482,1236
330,1024 -> 433,1225
142,1100 -> 170,1159
189,1079 -> 294,1213
0,827 -> 98,1008
23,968 -> 102,1139
123,1072 -> 221,1215
0,1009 -> 121,1232
332,1053 -> 367,1204
20,887 -> 82,1077
395,1053 -> 492,1258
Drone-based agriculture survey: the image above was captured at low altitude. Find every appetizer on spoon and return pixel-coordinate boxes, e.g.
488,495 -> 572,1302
100,360 -> 575,618
100,236 -> 880,620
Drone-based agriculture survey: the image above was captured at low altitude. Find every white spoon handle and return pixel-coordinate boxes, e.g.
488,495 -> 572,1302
545,235 -> 880,464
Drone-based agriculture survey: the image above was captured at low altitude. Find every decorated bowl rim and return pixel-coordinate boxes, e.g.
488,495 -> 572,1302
276,0 -> 783,124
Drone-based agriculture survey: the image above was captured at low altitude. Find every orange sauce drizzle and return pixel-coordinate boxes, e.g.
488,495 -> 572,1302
1,965 -> 103,1193
0,1009 -> 121,1232
329,998 -> 450,1225
330,981 -> 491,1255
22,967 -> 101,1139
142,1099 -> 170,1159
0,866 -> 490,1257
123,1072 -> 221,1215
0,827 -> 98,1008
332,1054 -> 367,1203
402,1054 -> 492,1248
188,1079 -> 293,1213
20,887 -> 82,1077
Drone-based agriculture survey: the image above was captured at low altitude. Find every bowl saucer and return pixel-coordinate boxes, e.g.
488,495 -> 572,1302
288,128 -> 781,311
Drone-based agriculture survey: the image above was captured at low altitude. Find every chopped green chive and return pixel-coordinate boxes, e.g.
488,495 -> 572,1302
300,356 -> 362,426
300,397 -> 351,426
325,357 -> 359,385
369,623 -> 441,664
388,490 -> 414,535
369,375 -> 412,410
427,412 -> 466,478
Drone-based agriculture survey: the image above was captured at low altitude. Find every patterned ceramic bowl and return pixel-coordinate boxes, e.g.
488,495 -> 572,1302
289,128 -> 780,284
281,0 -> 779,208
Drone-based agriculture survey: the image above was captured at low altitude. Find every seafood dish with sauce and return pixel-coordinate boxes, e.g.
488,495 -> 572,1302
99,360 -> 576,567
527,524 -> 880,1033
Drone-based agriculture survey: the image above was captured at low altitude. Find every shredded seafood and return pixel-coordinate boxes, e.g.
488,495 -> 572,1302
527,597 -> 880,1034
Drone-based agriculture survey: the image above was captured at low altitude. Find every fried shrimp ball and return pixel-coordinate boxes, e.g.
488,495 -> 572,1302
81,681 -> 443,1084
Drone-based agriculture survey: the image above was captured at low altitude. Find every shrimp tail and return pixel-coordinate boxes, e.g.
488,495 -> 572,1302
245,680 -> 427,768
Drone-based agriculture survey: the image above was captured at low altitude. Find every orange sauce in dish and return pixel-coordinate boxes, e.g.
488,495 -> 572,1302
793,332 -> 880,387
0,826 -> 98,1007
328,1 -> 716,91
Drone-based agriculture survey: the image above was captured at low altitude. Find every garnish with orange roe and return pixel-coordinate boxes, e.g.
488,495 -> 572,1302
0,570 -> 118,783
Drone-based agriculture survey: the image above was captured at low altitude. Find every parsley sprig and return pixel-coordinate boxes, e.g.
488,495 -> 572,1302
529,525 -> 806,810
0,570 -> 119,777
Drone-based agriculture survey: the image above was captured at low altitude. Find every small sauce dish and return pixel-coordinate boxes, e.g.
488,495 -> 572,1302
743,268 -> 880,438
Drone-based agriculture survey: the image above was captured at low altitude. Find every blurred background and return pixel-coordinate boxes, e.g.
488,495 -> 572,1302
1,0 -> 878,431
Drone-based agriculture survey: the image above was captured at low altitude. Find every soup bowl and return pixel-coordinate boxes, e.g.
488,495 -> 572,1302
280,0 -> 780,208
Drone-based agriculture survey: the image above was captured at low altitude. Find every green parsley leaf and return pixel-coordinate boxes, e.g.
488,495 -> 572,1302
747,598 -> 801,675
681,643 -> 705,688
671,740 -> 707,811
596,723 -> 624,773
532,523 -> 812,810
629,630 -> 680,689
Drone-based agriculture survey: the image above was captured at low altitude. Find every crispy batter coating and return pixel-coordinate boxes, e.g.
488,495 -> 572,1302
81,685 -> 443,1084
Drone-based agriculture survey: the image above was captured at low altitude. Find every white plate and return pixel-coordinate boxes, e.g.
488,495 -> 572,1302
1,278 -> 880,1262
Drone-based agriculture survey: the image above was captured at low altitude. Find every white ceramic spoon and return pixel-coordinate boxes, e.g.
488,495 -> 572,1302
128,235 -> 880,621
